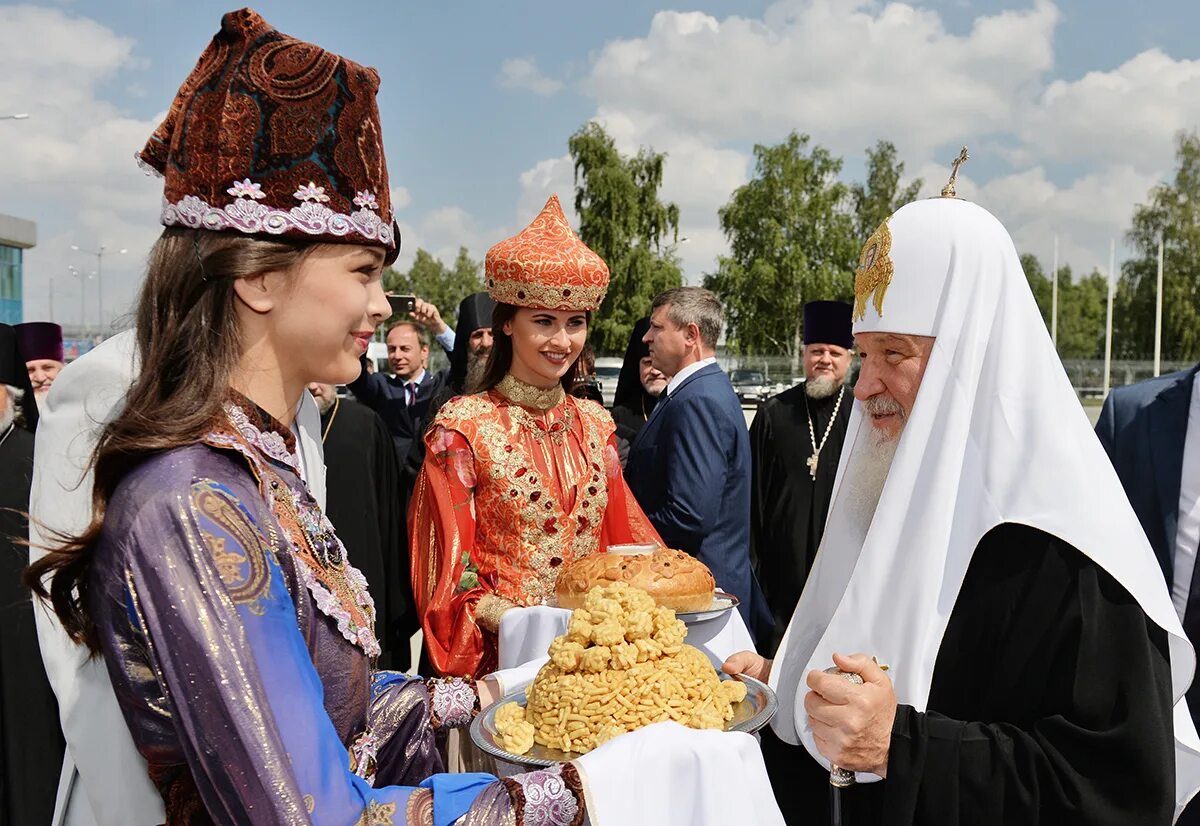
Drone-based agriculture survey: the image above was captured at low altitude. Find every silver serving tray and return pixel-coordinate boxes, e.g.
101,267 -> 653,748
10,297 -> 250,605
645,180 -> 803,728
546,591 -> 740,624
469,673 -> 777,769
676,591 -> 740,624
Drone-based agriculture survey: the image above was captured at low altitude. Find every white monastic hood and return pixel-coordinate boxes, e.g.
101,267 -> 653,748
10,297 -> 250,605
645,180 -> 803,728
769,196 -> 1200,817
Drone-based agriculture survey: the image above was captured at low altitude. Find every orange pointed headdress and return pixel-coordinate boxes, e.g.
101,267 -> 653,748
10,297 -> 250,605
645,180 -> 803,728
485,195 -> 609,311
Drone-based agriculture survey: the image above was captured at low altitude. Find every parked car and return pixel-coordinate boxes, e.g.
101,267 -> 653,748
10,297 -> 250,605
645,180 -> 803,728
729,369 -> 769,405
594,357 -> 624,408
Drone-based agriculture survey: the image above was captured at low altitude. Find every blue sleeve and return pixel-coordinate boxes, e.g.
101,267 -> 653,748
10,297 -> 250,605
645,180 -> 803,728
347,355 -> 389,408
435,328 -> 456,355
644,395 -> 731,552
124,479 -> 496,825
1095,391 -> 1118,458
420,773 -> 497,826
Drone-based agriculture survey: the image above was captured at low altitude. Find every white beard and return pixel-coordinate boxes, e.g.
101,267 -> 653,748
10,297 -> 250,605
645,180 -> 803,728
840,425 -> 901,545
805,375 -> 840,399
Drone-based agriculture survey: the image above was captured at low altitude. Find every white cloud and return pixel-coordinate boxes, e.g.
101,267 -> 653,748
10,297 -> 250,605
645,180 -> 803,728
393,205 -> 508,275
584,0 -> 1059,158
517,155 -> 577,225
968,164 -> 1158,275
0,5 -> 160,330
526,0 -> 1185,284
498,57 -> 564,96
390,185 -> 413,210
1020,48 -> 1200,173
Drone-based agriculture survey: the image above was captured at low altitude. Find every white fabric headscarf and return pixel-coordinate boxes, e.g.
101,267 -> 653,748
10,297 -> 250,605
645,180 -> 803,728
768,197 -> 1200,817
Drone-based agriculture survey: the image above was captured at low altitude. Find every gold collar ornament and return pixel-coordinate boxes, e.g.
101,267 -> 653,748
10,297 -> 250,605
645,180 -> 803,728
940,146 -> 969,198
853,220 -> 895,322
496,373 -> 566,411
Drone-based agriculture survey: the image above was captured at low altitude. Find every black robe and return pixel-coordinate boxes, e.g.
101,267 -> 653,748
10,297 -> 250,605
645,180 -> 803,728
610,317 -> 659,448
0,424 -> 64,825
750,384 -> 851,654
403,293 -> 496,506
767,522 -> 1174,825
318,398 -> 416,672
610,397 -> 656,447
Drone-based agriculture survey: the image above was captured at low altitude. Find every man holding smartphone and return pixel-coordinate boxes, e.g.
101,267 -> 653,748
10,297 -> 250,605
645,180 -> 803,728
347,297 -> 454,468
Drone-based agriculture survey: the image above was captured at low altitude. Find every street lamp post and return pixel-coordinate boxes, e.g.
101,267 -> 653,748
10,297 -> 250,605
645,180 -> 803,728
68,266 -> 91,337
71,244 -> 126,335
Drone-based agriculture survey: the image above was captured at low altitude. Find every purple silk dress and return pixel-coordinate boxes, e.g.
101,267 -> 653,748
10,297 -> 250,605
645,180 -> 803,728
88,398 -> 585,825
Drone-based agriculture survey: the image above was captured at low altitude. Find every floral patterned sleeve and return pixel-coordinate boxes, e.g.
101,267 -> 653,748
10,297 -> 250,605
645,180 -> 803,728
409,425 -> 492,677
599,432 -> 664,548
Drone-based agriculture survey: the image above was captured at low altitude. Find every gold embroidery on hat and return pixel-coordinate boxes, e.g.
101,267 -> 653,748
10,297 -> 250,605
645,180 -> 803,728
853,220 -> 894,321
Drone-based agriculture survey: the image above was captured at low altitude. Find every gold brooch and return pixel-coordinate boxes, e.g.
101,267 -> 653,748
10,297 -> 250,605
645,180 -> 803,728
853,220 -> 894,321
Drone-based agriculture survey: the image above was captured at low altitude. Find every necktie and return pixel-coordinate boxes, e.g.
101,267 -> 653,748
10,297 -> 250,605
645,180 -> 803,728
405,381 -> 417,408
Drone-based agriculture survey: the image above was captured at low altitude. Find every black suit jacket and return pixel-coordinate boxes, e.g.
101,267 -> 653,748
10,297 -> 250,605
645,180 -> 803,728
1096,364 -> 1198,584
347,358 -> 446,464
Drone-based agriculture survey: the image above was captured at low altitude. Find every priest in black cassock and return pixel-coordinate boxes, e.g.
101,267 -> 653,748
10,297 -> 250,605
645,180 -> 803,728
0,324 -> 62,825
750,300 -> 853,655
725,184 -> 1195,824
308,382 -> 415,671
610,317 -> 668,450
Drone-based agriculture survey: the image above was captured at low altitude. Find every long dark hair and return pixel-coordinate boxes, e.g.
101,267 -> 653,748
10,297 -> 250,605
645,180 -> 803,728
25,228 -> 319,652
476,303 -> 587,394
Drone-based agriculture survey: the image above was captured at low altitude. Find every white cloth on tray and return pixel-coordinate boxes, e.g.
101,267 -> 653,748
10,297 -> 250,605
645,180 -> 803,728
574,721 -> 785,826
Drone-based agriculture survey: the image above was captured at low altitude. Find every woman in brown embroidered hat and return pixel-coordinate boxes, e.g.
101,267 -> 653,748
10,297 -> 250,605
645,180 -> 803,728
409,195 -> 662,680
27,10 -> 590,824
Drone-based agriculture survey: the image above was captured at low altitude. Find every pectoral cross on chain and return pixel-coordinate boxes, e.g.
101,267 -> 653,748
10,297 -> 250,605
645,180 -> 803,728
807,454 -> 819,479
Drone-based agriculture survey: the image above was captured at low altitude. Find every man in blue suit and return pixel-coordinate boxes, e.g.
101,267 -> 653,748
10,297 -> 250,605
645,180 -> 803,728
1096,361 -> 1200,824
626,287 -> 771,642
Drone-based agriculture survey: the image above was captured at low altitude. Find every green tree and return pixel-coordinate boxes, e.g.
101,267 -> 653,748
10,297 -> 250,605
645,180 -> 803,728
1115,131 -> 1200,360
1020,253 -> 1052,328
703,132 -> 858,365
1059,268 -> 1109,359
1021,254 -> 1108,359
850,141 -> 923,243
383,246 -> 484,330
569,122 -> 684,353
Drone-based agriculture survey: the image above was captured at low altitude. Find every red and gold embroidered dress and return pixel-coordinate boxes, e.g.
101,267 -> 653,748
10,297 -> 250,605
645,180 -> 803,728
410,375 -> 660,677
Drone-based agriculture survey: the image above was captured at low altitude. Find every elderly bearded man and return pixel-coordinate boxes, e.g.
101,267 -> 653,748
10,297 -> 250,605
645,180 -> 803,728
751,300 -> 854,656
15,321 -> 65,409
725,188 -> 1199,824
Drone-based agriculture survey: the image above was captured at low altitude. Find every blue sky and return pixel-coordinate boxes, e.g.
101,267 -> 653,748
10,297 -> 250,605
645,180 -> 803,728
2,0 -> 1199,329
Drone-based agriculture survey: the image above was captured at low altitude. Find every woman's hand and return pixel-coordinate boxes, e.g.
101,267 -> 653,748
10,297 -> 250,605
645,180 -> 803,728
477,676 -> 499,709
722,650 -> 772,682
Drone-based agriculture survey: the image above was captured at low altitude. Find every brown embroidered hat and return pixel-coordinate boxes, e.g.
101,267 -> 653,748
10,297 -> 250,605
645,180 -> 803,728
139,8 -> 397,257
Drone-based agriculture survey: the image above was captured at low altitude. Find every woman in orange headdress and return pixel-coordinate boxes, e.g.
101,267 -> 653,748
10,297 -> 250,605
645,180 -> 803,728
409,196 -> 661,678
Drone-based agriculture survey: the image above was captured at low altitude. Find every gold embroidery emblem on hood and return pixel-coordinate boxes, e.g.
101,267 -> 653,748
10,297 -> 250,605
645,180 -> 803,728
853,220 -> 894,321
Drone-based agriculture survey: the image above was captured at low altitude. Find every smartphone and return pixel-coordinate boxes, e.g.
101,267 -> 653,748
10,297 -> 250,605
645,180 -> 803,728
386,293 -> 416,316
